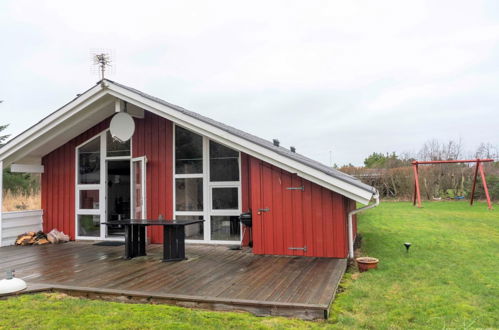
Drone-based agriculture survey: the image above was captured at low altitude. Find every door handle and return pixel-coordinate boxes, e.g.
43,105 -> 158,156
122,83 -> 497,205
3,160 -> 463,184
288,246 -> 307,252
257,208 -> 270,215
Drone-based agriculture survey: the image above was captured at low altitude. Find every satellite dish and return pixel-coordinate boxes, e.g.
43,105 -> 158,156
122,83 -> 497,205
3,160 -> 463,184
110,112 -> 135,142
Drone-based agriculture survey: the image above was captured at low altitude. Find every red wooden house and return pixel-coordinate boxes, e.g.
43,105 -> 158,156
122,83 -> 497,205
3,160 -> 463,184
0,80 -> 378,258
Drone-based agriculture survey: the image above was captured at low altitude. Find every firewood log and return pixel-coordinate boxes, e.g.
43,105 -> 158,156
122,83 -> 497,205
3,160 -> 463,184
20,237 -> 32,246
36,238 -> 50,245
16,234 -> 33,245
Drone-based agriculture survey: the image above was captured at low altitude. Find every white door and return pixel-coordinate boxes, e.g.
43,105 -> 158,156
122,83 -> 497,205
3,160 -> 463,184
131,156 -> 147,220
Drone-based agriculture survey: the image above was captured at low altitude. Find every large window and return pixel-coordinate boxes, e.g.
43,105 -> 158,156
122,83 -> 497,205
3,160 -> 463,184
106,131 -> 130,157
175,126 -> 203,174
76,130 -> 131,240
211,216 -> 240,241
78,137 -> 100,184
212,187 -> 238,210
175,178 -> 203,211
209,141 -> 239,181
174,126 -> 205,240
208,141 -> 241,241
174,125 -> 241,243
79,190 -> 99,209
77,136 -> 103,238
176,215 -> 204,240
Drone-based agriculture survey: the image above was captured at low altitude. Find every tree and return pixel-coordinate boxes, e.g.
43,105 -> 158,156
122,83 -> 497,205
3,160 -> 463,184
418,138 -> 463,161
363,152 -> 386,168
475,142 -> 498,160
0,123 -> 40,195
363,152 -> 406,168
0,123 -> 8,146
3,168 -> 40,195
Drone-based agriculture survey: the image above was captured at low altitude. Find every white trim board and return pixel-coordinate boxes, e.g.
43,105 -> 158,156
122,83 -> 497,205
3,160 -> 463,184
10,164 -> 45,173
0,80 -> 376,205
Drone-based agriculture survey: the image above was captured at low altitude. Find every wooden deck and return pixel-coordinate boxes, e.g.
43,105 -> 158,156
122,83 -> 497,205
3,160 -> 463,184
0,242 -> 346,320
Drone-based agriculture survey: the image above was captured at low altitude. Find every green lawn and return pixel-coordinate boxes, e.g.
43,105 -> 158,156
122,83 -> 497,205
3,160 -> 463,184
0,201 -> 497,329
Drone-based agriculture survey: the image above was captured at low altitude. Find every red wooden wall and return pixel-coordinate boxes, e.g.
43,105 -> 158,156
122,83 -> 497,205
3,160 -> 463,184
41,112 -> 173,242
247,156 -> 353,258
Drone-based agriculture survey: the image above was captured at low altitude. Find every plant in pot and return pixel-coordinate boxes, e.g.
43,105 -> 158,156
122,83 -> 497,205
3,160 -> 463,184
356,257 -> 379,272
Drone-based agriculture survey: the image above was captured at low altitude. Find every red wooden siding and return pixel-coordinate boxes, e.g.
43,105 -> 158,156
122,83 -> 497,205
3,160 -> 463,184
42,119 -> 111,239
132,111 -> 173,243
248,156 -> 350,258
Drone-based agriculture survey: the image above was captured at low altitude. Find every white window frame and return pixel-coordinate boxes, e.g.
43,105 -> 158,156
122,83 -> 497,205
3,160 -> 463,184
75,129 -> 132,241
173,123 -> 242,245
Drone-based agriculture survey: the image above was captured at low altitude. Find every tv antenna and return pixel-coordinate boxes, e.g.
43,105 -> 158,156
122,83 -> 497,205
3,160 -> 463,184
90,49 -> 115,80
93,53 -> 111,80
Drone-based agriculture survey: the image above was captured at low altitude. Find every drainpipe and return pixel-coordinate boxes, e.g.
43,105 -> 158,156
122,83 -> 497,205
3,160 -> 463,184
348,191 -> 380,259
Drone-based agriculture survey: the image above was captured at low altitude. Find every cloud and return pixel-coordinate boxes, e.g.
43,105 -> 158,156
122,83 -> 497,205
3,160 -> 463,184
1,0 -> 498,166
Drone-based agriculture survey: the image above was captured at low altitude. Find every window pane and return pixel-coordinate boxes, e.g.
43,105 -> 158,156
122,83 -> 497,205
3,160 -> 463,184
175,126 -> 203,174
212,188 -> 238,210
211,216 -> 240,241
78,215 -> 100,237
176,215 -> 204,240
210,141 -> 239,181
106,131 -> 130,157
79,190 -> 99,209
78,137 -> 100,184
175,178 -> 203,211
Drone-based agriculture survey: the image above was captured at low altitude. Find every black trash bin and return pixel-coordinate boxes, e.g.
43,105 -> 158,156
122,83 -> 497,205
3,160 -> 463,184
239,212 -> 252,227
239,211 -> 252,247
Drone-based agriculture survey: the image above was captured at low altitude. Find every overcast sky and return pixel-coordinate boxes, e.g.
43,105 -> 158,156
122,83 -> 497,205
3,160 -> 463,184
1,0 -> 498,166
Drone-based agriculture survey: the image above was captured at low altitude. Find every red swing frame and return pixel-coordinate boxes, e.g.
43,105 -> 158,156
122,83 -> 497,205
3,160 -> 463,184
412,159 -> 494,210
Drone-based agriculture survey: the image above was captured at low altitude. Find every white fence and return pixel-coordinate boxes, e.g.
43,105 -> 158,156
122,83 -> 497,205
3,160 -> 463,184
0,210 -> 43,247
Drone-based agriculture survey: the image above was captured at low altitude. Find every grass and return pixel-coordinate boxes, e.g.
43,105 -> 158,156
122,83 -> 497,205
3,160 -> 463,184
2,191 -> 41,211
331,201 -> 498,329
0,201 -> 497,329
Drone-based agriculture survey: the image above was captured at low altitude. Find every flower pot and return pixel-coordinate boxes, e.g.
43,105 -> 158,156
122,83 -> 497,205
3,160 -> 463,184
356,257 -> 379,272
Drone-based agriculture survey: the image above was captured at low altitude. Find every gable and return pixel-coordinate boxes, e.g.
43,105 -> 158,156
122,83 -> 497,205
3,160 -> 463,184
0,80 -> 377,204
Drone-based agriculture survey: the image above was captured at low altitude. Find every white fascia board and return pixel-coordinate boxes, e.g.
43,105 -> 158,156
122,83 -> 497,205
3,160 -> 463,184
10,164 -> 45,173
107,85 -> 374,204
0,84 -> 106,162
0,94 -> 113,169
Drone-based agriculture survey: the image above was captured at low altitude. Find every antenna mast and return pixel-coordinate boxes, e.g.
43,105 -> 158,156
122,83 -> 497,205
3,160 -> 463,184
93,53 -> 111,80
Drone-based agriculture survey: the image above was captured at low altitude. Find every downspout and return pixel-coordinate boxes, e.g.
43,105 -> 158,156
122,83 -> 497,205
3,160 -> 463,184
348,191 -> 380,259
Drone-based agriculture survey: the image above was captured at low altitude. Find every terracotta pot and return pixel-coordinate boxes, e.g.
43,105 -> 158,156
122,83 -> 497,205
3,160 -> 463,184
356,257 -> 379,272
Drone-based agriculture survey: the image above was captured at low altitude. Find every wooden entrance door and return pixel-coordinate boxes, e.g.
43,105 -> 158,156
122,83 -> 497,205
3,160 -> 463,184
250,159 -> 306,256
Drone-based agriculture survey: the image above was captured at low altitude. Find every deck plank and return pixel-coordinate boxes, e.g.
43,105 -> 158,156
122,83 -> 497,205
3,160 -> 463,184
0,242 -> 345,320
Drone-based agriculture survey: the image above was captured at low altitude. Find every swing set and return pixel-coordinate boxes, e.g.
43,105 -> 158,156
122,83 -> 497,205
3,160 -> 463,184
412,158 -> 494,210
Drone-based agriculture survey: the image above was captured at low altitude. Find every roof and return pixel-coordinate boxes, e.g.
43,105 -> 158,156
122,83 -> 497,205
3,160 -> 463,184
0,79 -> 377,204
109,80 -> 375,194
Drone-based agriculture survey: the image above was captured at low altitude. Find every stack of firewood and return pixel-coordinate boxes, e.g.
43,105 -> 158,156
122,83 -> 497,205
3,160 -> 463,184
15,231 -> 50,245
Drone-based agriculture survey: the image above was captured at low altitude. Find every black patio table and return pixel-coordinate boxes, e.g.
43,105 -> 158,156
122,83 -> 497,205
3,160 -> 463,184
102,219 -> 205,262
